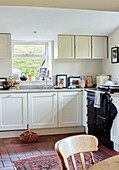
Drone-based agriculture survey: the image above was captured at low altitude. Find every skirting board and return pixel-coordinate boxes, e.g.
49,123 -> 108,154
0,126 -> 85,138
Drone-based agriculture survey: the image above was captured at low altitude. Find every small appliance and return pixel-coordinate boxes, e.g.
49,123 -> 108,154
96,74 -> 110,86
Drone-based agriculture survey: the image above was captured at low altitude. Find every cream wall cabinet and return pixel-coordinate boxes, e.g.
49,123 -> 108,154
0,34 -> 11,58
75,36 -> 91,59
92,36 -> 107,59
0,93 -> 27,131
58,35 -> 107,59
58,35 -> 74,58
28,92 -> 57,129
58,92 -> 82,127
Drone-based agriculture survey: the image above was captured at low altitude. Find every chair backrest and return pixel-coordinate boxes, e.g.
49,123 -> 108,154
55,134 -> 98,170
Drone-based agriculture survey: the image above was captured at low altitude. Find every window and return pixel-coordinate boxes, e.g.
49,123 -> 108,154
12,41 -> 48,77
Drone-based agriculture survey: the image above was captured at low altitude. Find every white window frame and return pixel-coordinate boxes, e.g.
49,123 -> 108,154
12,40 -> 53,79
12,41 -> 48,58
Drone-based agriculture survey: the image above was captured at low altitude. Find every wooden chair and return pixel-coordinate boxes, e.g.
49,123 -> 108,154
55,134 -> 98,170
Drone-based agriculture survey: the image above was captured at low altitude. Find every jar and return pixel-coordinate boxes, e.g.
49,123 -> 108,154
3,81 -> 10,90
79,76 -> 85,88
86,76 -> 93,88
13,83 -> 20,90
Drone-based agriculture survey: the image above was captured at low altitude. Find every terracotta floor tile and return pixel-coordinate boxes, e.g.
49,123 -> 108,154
0,162 -> 3,168
9,156 -> 19,161
3,160 -> 12,167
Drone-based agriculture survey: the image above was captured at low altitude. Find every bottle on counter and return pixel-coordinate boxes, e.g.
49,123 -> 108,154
86,75 -> 93,88
79,76 -> 85,88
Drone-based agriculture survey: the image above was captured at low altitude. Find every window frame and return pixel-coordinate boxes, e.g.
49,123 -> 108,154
12,41 -> 48,58
12,40 -> 53,80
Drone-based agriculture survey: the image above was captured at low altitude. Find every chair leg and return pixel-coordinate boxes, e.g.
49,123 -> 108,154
89,151 -> 95,165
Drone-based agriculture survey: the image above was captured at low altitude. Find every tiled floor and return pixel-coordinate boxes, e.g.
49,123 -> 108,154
0,133 -> 118,170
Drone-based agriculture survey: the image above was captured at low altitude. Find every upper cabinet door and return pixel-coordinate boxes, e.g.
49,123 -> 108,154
75,36 -> 91,59
0,34 -> 11,58
58,35 -> 74,58
92,36 -> 107,59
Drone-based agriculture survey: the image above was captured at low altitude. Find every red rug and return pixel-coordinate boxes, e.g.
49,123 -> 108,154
13,153 -> 103,170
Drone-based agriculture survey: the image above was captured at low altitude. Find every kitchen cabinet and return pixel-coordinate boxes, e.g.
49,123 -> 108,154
0,34 -> 11,58
0,93 -> 27,131
58,35 -> 107,59
58,92 -> 82,127
58,35 -> 74,58
75,36 -> 91,59
92,36 -> 107,59
82,91 -> 88,133
28,92 -> 57,129
111,96 -> 119,152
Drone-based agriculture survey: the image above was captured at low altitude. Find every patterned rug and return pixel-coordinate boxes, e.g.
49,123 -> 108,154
13,152 -> 103,170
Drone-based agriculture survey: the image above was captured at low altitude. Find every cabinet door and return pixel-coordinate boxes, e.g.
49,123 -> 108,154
58,92 -> 82,127
92,36 -> 107,59
58,35 -> 74,58
0,93 -> 27,131
28,93 -> 57,129
75,36 -> 91,59
0,34 -> 11,58
111,96 -> 119,151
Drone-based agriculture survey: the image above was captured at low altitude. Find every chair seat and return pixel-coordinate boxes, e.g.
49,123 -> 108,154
88,155 -> 119,170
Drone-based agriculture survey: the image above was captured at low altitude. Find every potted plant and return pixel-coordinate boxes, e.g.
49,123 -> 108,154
26,69 -> 35,81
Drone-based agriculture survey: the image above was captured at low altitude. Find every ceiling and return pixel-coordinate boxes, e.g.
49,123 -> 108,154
1,6 -> 119,41
1,0 -> 119,12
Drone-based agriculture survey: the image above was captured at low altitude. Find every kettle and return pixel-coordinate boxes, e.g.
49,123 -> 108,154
20,72 -> 27,81
105,76 -> 114,86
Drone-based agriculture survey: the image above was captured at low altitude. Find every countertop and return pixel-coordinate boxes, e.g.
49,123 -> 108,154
0,88 -> 119,97
0,88 -> 84,93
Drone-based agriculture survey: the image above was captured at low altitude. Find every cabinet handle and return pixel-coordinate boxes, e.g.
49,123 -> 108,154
52,94 -> 56,96
7,94 -> 13,97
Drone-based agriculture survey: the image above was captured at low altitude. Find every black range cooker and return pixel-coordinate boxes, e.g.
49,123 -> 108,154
87,87 -> 118,149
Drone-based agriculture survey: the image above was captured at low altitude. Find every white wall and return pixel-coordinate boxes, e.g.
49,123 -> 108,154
53,59 -> 102,83
102,28 -> 119,82
0,59 -> 12,77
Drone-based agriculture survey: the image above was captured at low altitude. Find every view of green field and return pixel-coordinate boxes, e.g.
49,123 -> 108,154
13,57 -> 44,76
13,45 -> 45,76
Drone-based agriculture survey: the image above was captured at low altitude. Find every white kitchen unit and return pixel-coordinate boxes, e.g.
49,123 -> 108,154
28,92 -> 57,129
0,33 -> 11,58
0,93 -> 27,131
58,91 -> 82,127
75,36 -> 91,59
58,35 -> 74,59
82,91 -> 88,133
92,36 -> 107,59
111,96 -> 119,152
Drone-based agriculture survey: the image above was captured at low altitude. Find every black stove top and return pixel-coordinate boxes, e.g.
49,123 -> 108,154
98,85 -> 119,93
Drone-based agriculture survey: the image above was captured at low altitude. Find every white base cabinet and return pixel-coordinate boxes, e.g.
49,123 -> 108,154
28,92 -> 57,129
111,96 -> 119,152
0,93 -> 27,131
58,92 -> 82,127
